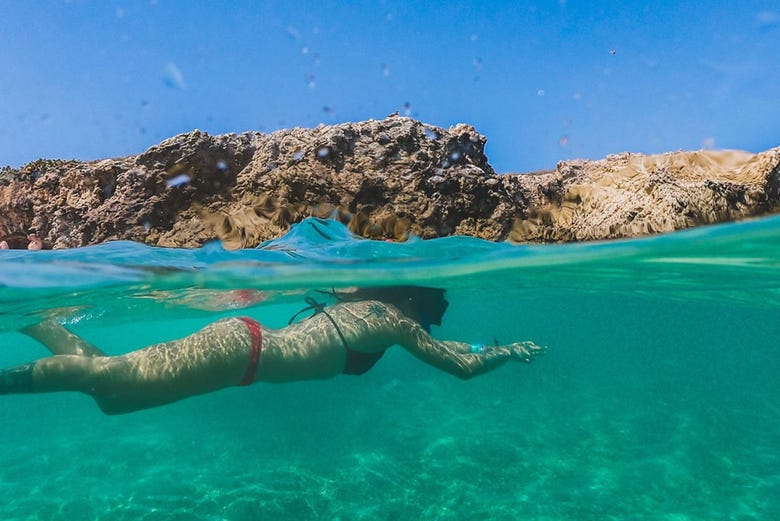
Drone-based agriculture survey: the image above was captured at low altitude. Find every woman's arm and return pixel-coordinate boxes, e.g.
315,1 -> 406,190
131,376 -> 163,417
391,311 -> 545,379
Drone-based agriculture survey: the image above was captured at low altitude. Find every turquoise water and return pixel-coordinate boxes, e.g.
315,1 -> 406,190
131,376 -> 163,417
1,216 -> 779,520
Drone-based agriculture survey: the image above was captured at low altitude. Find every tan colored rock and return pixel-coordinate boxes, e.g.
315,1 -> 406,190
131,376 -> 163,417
0,116 -> 778,248
507,149 -> 780,242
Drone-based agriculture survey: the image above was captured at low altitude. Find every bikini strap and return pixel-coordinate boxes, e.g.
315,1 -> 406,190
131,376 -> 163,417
237,317 -> 263,386
288,297 -> 351,351
288,296 -> 327,325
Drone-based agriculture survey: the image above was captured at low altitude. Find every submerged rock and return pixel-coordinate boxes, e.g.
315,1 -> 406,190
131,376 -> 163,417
0,116 -> 778,248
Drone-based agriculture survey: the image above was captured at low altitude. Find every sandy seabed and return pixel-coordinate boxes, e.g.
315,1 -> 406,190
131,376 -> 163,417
1,365 -> 778,521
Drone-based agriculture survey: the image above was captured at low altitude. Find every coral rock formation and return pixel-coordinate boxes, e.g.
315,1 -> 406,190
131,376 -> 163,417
0,115 -> 778,249
508,148 -> 780,242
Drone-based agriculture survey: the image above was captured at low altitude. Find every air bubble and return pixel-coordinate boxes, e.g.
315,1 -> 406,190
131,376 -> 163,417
403,102 -> 412,116
163,62 -> 186,90
424,128 -> 438,141
143,221 -> 152,232
317,147 -> 330,158
165,173 -> 191,188
382,63 -> 390,77
537,89 -> 545,96
293,151 -> 304,161
216,160 -> 228,171
306,74 -> 316,88
450,150 -> 462,161
286,26 -> 301,40
756,11 -> 779,28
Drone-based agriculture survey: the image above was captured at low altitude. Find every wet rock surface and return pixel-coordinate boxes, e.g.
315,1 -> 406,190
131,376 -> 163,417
507,148 -> 780,242
1,115 -> 778,248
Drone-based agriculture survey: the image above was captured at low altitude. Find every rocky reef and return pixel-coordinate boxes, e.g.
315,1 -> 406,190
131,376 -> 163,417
1,115 -> 778,249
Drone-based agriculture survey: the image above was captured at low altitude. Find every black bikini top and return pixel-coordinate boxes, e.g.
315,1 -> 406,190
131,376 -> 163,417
289,297 -> 385,376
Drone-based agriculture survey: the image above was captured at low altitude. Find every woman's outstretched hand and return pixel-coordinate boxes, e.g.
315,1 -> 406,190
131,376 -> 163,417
504,341 -> 546,363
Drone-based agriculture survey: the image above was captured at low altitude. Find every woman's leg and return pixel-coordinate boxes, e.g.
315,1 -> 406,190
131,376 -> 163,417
2,318 -> 255,415
91,318 -> 256,414
21,319 -> 105,357
1,318 -> 106,394
0,355 -> 106,396
0,356 -> 147,415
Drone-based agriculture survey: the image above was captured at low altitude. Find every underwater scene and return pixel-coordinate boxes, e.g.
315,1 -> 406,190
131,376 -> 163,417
3,2 -> 780,520
1,216 -> 779,520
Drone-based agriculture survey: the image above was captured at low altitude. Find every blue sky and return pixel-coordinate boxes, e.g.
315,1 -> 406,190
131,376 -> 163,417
1,0 -> 778,172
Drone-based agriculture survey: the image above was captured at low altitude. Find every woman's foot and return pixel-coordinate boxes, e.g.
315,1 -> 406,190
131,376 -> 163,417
0,363 -> 35,394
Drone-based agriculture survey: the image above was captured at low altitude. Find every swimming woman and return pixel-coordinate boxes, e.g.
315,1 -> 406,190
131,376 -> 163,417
0,287 -> 544,415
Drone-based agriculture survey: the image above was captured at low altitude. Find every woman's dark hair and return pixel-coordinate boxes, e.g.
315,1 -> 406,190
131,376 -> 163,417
325,285 -> 449,332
